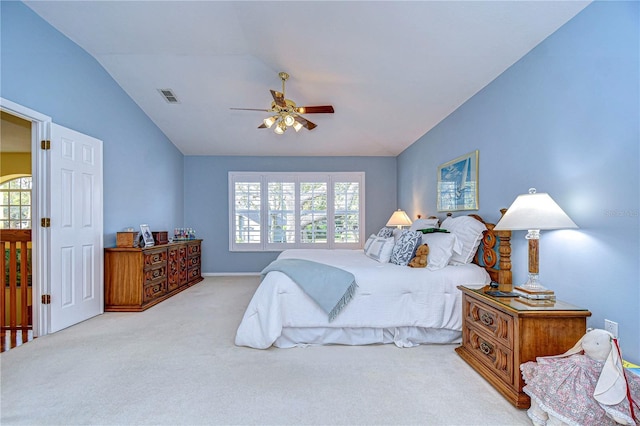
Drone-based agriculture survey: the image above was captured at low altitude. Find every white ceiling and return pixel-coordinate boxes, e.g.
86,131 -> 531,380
23,1 -> 590,157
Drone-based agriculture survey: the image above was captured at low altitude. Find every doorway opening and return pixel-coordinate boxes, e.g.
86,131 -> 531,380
1,111 -> 34,352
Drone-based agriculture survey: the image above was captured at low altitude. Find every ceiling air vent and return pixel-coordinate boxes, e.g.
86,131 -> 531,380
158,88 -> 179,104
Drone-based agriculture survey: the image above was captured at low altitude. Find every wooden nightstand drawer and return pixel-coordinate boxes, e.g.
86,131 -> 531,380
456,285 -> 591,409
463,324 -> 513,385
465,296 -> 513,349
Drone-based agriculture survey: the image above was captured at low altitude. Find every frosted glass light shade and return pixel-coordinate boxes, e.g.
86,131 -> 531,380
284,114 -> 295,126
386,209 -> 412,228
263,116 -> 277,128
274,122 -> 285,134
494,188 -> 577,231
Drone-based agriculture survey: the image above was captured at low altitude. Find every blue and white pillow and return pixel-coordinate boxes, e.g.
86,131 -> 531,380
376,227 -> 394,238
363,234 -> 395,263
390,230 -> 422,266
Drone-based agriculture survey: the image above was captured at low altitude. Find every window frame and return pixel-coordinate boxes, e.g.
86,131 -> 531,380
229,172 -> 365,252
0,175 -> 32,230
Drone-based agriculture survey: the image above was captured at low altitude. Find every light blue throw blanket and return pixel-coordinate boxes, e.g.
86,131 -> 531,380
261,258 -> 358,322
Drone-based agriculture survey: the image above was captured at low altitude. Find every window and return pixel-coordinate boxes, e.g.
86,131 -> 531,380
230,172 -> 364,251
0,176 -> 32,229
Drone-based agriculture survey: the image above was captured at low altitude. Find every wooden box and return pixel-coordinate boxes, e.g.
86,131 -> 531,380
153,231 -> 168,245
116,231 -> 138,248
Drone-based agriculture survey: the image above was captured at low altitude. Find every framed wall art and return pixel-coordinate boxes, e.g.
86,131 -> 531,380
437,150 -> 479,212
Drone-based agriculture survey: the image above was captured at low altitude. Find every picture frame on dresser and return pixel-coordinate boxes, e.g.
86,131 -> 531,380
140,224 -> 154,247
437,150 -> 479,212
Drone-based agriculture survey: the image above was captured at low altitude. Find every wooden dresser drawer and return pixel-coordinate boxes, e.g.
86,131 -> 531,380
188,266 -> 201,281
465,296 -> 513,349
143,265 -> 166,283
143,249 -> 167,269
463,324 -> 513,385
188,243 -> 201,257
143,279 -> 167,303
188,255 -> 201,268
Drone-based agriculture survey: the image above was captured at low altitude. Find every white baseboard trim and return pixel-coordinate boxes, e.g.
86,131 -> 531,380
202,272 -> 261,277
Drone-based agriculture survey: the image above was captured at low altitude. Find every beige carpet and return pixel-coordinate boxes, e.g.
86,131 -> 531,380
1,276 -> 530,425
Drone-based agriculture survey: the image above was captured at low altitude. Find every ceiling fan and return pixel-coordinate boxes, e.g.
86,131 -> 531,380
231,72 -> 334,134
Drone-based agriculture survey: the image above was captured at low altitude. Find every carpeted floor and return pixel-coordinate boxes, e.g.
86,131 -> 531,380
1,276 -> 530,425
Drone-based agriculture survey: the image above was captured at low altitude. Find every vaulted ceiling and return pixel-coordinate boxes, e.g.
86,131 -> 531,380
23,1 -> 590,156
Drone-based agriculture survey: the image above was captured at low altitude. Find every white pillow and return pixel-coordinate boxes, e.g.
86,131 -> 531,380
421,233 -> 460,271
363,234 -> 395,263
440,216 -> 487,265
410,218 -> 439,231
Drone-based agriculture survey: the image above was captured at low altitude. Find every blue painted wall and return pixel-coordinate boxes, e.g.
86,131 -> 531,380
398,1 -> 639,362
184,156 -> 397,273
1,1 -> 184,245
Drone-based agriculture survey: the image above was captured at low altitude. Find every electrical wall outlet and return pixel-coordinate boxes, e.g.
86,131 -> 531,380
604,319 -> 618,338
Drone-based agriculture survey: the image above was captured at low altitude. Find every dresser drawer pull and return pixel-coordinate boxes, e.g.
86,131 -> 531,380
480,341 -> 493,356
480,312 -> 494,326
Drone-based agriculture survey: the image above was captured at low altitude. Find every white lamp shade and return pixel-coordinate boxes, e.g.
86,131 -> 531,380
386,209 -> 412,227
494,189 -> 578,231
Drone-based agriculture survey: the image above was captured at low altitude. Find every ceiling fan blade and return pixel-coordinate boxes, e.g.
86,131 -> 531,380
258,123 -> 267,129
230,108 -> 270,112
295,105 -> 334,114
270,90 -> 286,108
295,115 -> 317,131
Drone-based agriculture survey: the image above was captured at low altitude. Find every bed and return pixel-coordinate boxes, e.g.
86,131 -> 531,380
235,213 -> 512,349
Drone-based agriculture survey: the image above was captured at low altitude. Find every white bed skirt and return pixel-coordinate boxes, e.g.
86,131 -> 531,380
274,326 -> 461,348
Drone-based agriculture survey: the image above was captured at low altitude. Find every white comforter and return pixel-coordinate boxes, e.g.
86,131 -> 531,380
235,249 -> 490,349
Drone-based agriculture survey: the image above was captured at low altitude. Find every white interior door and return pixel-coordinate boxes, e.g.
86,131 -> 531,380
49,124 -> 103,332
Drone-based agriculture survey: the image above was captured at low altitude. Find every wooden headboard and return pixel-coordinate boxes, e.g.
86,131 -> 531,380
441,210 -> 512,288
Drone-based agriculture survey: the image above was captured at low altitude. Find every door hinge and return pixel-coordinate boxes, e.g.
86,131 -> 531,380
41,217 -> 51,228
41,140 -> 51,150
41,294 -> 51,305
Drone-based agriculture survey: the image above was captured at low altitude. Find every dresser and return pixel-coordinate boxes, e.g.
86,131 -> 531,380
104,240 -> 203,312
455,285 -> 591,408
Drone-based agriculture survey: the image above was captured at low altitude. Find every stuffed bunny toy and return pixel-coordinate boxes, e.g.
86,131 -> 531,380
520,329 -> 640,426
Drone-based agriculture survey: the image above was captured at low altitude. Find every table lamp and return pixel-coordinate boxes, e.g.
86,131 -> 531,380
494,188 -> 577,296
386,209 -> 412,229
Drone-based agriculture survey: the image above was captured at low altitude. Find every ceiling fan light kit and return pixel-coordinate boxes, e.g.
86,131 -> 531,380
231,71 -> 334,134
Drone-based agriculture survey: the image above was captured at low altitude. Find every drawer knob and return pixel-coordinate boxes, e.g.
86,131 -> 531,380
480,312 -> 494,326
480,341 -> 493,356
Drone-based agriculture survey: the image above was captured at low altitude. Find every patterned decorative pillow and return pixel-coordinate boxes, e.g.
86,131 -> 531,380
363,235 -> 395,263
390,230 -> 422,266
376,227 -> 394,238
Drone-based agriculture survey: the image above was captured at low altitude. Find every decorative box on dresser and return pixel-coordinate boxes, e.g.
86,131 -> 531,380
455,286 -> 591,408
105,240 -> 203,312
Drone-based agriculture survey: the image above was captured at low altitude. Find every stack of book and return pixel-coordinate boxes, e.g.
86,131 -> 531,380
513,286 -> 556,300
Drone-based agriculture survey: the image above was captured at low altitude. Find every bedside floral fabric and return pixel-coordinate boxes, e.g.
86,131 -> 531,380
521,354 -> 640,425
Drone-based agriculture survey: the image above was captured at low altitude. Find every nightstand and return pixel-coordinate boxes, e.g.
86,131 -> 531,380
455,285 -> 591,408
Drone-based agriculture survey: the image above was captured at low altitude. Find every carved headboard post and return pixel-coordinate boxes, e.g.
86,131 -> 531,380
468,210 -> 513,291
495,208 -> 512,290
